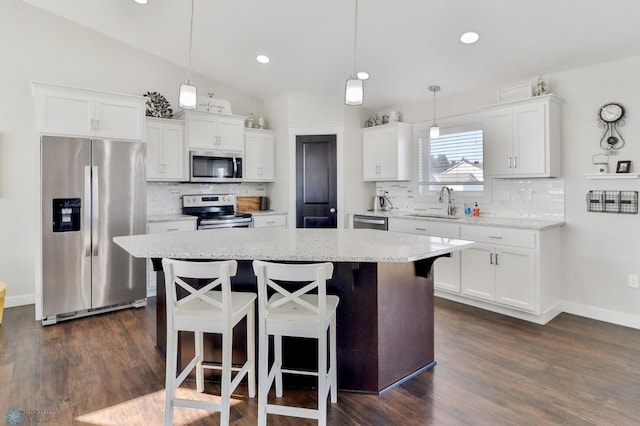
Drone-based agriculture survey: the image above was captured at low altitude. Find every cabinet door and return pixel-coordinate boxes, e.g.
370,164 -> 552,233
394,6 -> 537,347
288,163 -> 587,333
495,247 -> 536,311
35,88 -> 94,137
362,134 -> 380,180
187,114 -> 219,149
483,108 -> 513,176
461,244 -> 495,301
434,250 -> 461,293
162,123 -> 186,180
145,121 -> 163,179
377,131 -> 400,179
94,95 -> 145,140
217,117 -> 244,152
512,103 -> 546,176
245,132 -> 275,181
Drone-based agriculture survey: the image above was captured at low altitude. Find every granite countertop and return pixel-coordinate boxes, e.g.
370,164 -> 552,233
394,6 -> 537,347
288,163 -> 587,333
352,211 -> 564,230
147,214 -> 198,223
114,228 -> 474,263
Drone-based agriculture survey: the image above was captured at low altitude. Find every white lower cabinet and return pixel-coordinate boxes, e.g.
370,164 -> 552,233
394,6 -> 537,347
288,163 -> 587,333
390,216 -> 563,324
388,218 -> 461,293
461,243 -> 536,311
146,219 -> 197,296
252,214 -> 286,228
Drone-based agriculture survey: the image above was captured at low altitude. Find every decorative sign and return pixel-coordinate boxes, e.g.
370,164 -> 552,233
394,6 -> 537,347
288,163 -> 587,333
196,96 -> 232,115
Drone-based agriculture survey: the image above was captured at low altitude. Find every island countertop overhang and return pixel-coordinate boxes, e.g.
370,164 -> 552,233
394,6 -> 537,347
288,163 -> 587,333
114,228 -> 474,263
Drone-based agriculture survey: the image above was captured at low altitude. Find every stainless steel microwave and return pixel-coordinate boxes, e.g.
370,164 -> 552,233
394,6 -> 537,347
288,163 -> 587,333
189,151 -> 243,183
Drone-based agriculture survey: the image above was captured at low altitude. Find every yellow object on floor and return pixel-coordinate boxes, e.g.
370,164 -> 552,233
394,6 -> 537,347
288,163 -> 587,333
0,281 -> 6,324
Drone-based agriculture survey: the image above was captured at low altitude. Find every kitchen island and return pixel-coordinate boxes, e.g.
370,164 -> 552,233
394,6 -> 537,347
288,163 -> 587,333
114,228 -> 473,393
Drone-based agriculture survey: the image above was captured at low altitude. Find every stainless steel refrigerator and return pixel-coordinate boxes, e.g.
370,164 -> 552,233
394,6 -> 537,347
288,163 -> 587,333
41,136 -> 147,325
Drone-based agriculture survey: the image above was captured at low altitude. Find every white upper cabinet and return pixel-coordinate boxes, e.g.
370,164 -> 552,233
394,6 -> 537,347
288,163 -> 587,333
146,118 -> 187,181
244,129 -> 275,182
32,82 -> 145,141
482,94 -> 562,178
180,110 -> 245,152
362,122 -> 412,181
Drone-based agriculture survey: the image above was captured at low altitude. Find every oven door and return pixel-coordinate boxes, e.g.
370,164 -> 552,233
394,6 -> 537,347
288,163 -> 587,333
198,217 -> 252,230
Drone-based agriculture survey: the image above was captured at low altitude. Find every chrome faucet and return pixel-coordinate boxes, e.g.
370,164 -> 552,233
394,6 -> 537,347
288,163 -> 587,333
439,186 -> 456,216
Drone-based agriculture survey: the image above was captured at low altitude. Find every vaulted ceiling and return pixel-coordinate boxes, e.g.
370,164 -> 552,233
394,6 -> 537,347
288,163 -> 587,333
21,0 -> 640,109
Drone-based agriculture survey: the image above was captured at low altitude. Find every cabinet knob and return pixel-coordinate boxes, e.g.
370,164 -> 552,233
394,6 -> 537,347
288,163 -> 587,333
330,208 -> 336,213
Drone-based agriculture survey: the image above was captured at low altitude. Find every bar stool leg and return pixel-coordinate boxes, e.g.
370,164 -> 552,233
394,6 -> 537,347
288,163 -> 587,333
258,323 -> 268,426
164,329 -> 178,425
274,334 -> 283,397
318,331 -> 328,426
247,307 -> 257,398
330,316 -> 338,404
220,330 -> 232,426
195,331 -> 204,393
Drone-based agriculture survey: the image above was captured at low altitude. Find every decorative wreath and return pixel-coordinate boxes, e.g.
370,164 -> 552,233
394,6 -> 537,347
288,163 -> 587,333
143,91 -> 173,119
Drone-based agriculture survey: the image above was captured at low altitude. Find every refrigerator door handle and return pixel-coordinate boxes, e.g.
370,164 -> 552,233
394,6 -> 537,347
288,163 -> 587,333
91,165 -> 99,256
84,166 -> 92,257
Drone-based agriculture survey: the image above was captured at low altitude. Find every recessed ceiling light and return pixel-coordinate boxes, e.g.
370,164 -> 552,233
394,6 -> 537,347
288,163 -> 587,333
256,55 -> 270,64
356,71 -> 370,80
460,31 -> 480,44
133,0 -> 148,4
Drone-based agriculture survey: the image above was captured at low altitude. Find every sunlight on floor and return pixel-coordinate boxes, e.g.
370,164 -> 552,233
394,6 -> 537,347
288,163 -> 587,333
75,388 -> 245,425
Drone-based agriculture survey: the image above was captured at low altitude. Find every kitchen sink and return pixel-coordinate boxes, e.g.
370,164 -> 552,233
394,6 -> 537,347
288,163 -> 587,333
405,213 -> 461,220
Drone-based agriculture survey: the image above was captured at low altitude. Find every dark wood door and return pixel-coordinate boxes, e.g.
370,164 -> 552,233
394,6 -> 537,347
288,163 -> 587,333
296,134 -> 337,228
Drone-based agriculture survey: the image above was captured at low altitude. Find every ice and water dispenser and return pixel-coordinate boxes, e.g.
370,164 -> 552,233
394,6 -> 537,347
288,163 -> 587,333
52,198 -> 81,232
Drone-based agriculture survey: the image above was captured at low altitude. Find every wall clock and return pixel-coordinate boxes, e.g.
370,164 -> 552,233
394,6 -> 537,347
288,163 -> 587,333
598,102 -> 626,151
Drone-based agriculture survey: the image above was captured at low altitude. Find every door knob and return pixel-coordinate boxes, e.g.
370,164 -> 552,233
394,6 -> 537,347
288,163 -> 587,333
330,208 -> 336,213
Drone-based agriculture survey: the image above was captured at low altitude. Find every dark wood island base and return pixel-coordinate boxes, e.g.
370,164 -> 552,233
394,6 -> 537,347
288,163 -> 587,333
153,256 -> 441,394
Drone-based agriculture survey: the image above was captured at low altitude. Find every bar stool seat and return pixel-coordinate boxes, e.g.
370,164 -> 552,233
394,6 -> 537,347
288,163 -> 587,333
162,259 -> 256,426
252,260 -> 338,426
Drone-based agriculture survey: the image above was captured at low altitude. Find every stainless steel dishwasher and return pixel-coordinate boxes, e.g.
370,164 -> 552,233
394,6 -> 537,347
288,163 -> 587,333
352,214 -> 388,230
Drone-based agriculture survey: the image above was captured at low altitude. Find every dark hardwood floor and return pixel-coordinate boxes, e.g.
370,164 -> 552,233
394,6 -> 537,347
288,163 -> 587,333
1,297 -> 639,425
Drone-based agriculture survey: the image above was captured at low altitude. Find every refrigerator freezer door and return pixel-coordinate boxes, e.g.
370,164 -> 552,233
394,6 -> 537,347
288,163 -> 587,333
42,136 -> 93,317
91,139 -> 146,308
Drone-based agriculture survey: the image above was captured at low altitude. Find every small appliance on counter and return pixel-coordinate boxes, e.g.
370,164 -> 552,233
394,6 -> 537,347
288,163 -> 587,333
373,192 -> 392,212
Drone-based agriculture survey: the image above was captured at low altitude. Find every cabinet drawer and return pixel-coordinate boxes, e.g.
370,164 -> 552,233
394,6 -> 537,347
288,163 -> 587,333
148,219 -> 196,233
460,225 -> 536,249
389,218 -> 459,238
253,214 -> 286,228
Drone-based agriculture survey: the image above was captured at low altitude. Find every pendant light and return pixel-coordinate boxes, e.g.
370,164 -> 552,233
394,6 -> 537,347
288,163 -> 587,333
345,0 -> 363,106
429,85 -> 440,138
179,0 -> 197,110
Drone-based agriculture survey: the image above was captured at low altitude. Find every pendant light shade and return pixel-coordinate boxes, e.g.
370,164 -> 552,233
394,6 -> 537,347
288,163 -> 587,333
429,85 -> 440,138
179,0 -> 197,110
179,82 -> 197,109
345,0 -> 364,106
345,76 -> 364,106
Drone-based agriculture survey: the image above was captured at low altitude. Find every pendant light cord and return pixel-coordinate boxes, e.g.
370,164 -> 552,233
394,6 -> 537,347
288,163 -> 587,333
187,0 -> 195,83
353,0 -> 358,74
432,88 -> 437,125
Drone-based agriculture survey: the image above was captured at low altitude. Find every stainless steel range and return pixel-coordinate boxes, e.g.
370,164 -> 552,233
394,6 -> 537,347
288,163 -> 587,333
182,194 -> 252,229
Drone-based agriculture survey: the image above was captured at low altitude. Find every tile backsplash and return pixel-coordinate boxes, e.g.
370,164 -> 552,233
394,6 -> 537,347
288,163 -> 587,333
376,178 -> 564,220
147,182 -> 268,215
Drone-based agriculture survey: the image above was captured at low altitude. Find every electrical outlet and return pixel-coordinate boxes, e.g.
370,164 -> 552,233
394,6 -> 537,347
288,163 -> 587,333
628,274 -> 639,289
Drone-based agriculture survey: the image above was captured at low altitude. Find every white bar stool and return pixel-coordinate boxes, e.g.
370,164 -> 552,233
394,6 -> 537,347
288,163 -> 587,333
252,260 -> 339,426
162,259 -> 256,426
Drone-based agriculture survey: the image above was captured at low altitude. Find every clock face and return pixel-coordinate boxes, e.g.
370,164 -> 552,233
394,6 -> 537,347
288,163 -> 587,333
600,103 -> 624,123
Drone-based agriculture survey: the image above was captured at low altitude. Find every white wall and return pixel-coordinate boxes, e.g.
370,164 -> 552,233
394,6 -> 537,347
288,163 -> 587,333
397,57 -> 640,327
0,0 -> 264,307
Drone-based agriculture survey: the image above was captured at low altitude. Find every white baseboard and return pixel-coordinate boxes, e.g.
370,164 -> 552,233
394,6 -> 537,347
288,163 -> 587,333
562,302 -> 640,330
4,293 -> 36,309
